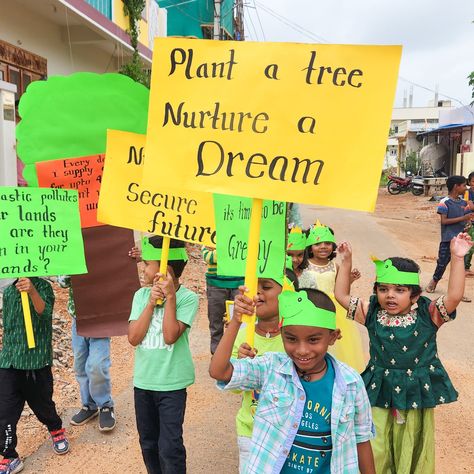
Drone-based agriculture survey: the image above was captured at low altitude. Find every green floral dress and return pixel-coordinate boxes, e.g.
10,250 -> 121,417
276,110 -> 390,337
349,295 -> 458,410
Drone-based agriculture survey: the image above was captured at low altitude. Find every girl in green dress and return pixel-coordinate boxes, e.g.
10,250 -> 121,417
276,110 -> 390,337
334,232 -> 472,474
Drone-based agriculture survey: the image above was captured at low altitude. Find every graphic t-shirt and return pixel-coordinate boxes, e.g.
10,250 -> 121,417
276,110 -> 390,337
280,358 -> 335,474
437,197 -> 471,241
129,285 -> 198,391
232,328 -> 285,437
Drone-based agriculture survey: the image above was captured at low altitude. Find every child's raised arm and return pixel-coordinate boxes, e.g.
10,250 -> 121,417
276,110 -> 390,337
444,232 -> 473,313
335,242 -> 354,309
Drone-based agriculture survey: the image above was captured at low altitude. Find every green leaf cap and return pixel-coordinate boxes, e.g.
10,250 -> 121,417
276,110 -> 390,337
287,226 -> 307,251
141,237 -> 188,261
278,291 -> 336,330
372,257 -> 420,285
306,220 -> 336,246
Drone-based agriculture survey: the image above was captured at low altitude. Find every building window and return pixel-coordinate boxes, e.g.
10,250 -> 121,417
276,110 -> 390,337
85,0 -> 112,20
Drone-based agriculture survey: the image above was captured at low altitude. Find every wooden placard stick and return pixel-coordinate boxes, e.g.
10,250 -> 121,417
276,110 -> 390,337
243,198 -> 263,347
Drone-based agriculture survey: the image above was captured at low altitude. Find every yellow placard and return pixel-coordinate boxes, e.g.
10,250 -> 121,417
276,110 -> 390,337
144,38 -> 401,212
97,130 -> 216,246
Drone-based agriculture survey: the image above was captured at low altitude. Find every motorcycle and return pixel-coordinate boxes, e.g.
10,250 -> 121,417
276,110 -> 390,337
387,172 -> 424,196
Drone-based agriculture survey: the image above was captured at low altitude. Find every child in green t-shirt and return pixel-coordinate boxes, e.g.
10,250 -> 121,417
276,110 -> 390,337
128,237 -> 198,474
231,270 -> 298,473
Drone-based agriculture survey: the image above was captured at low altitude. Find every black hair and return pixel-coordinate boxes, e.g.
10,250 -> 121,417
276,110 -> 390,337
284,268 -> 300,291
446,175 -> 466,191
147,236 -> 188,278
468,171 -> 474,183
298,288 -> 336,313
373,257 -> 422,297
305,227 -> 337,261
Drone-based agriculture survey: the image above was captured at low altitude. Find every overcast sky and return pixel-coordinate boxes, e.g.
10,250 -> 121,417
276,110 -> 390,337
243,0 -> 473,109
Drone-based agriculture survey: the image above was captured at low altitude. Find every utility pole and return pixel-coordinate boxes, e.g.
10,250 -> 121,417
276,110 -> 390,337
213,0 -> 221,40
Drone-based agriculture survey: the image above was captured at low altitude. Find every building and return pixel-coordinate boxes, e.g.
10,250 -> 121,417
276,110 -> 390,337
419,105 -> 474,176
386,101 -> 455,173
0,1 -> 243,103
0,0 -> 244,186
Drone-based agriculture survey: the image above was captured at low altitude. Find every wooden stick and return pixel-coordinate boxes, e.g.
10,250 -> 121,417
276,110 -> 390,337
243,198 -> 263,348
156,236 -> 170,305
21,291 -> 36,349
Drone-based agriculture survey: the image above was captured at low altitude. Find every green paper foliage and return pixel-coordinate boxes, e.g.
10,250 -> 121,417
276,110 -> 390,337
16,72 -> 149,186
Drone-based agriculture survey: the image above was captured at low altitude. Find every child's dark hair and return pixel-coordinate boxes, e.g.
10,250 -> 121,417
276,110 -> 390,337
373,257 -> 422,297
284,268 -> 300,291
147,236 -> 188,278
446,175 -> 466,191
299,288 -> 336,313
467,171 -> 474,183
305,227 -> 337,261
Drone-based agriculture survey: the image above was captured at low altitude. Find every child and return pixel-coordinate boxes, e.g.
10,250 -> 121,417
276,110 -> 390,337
128,237 -> 198,474
57,276 -> 116,431
201,246 -> 244,354
335,233 -> 472,473
210,288 -> 375,474
231,271 -> 298,473
286,227 -> 308,278
299,221 -> 365,372
0,277 -> 69,474
426,175 -> 473,301
464,171 -> 474,276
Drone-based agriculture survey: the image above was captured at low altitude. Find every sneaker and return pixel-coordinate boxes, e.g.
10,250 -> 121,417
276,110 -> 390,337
71,406 -> 99,426
50,428 -> 70,455
0,458 -> 24,474
98,407 -> 116,432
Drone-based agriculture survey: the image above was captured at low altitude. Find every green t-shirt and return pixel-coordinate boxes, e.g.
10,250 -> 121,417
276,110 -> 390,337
232,328 -> 285,437
129,285 -> 198,391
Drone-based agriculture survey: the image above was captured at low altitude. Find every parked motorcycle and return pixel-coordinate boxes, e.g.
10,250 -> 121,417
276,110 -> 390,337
387,172 -> 424,196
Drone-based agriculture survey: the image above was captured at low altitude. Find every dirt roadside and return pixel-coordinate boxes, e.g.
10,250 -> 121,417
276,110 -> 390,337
12,189 -> 474,473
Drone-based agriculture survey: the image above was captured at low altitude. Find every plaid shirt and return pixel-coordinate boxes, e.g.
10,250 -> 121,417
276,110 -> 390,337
218,352 -> 374,474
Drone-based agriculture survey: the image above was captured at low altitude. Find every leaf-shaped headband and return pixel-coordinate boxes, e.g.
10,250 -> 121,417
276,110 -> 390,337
372,257 -> 419,285
278,291 -> 336,330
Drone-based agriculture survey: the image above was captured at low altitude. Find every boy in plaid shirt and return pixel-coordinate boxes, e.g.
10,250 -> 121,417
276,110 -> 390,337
210,288 -> 375,474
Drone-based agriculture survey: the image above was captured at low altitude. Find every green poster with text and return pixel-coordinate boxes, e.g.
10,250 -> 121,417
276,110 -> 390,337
0,187 -> 87,277
213,194 -> 286,279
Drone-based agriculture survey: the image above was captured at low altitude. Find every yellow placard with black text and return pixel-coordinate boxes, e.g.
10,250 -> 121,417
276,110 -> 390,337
144,38 -> 401,211
97,130 -> 216,246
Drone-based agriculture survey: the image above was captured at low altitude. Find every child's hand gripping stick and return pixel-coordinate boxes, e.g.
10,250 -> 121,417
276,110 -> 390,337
243,198 -> 263,348
21,291 -> 36,349
156,237 -> 170,306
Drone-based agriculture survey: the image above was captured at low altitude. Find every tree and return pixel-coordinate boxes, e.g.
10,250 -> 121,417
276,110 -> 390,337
469,71 -> 474,106
120,0 -> 150,87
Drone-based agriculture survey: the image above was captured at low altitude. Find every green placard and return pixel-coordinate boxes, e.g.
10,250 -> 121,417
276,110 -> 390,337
213,194 -> 286,278
0,186 -> 87,277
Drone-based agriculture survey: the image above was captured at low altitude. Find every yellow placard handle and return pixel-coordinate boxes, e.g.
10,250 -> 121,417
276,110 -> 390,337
156,236 -> 170,306
243,198 -> 263,348
21,291 -> 36,349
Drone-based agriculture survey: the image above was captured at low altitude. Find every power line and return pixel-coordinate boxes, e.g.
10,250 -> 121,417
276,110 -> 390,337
244,4 -> 260,41
254,0 -> 329,43
253,1 -> 470,110
252,0 -> 266,41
